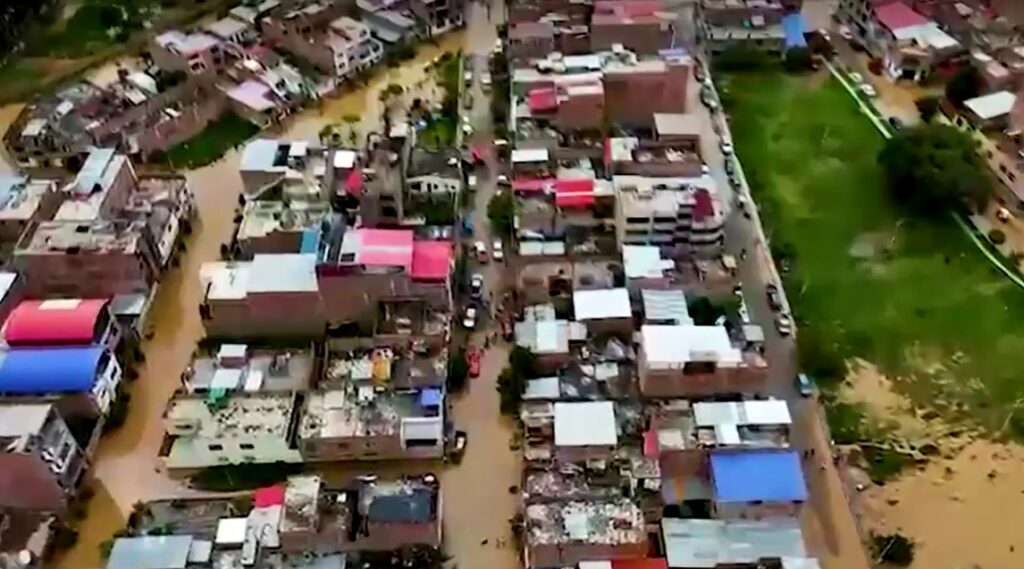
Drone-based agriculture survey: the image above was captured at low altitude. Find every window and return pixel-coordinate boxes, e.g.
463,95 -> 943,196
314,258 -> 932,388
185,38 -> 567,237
208,444 -> 224,451
239,443 -> 255,450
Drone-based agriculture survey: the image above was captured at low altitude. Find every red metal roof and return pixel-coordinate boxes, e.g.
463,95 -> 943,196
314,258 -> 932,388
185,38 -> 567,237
253,485 -> 285,508
3,299 -> 108,346
353,228 -> 414,270
528,88 -> 559,113
874,2 -> 929,31
411,240 -> 452,281
554,179 -> 595,207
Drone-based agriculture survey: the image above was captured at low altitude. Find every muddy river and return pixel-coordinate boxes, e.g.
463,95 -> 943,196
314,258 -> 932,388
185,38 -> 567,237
9,25 -> 519,569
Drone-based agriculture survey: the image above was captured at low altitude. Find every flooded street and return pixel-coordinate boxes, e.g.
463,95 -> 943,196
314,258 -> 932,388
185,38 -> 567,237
50,10 -> 515,568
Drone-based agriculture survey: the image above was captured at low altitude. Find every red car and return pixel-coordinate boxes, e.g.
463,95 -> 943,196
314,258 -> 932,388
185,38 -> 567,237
467,348 -> 482,378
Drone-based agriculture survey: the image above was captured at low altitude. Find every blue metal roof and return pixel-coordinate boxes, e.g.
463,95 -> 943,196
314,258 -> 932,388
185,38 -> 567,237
419,387 -> 442,407
782,13 -> 807,49
711,451 -> 807,503
0,347 -> 105,394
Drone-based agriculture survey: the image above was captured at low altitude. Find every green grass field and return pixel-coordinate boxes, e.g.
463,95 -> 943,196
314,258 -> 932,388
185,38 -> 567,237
162,113 -> 259,169
720,71 -> 1024,435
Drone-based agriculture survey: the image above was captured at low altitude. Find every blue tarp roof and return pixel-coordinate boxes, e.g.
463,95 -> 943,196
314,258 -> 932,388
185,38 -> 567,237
0,346 -> 105,394
300,228 -> 320,254
782,13 -> 807,48
419,387 -> 442,407
711,451 -> 807,503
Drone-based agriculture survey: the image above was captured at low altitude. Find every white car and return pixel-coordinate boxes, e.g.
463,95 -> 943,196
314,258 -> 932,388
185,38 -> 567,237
493,39 -> 503,54
720,141 -> 735,155
701,163 -> 711,176
838,25 -> 853,41
470,274 -> 484,299
849,71 -> 864,83
492,238 -> 504,261
474,240 -> 489,263
468,174 -> 478,189
860,83 -> 877,98
463,306 -> 478,329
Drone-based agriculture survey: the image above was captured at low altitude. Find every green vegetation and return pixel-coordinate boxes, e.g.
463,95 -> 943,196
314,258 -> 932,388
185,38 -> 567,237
878,123 -> 991,215
720,70 -> 1024,436
687,295 -> 740,326
191,463 -> 302,492
944,65 -> 982,108
447,348 -> 468,392
497,346 -> 538,414
915,95 -> 941,123
782,47 -> 812,73
487,191 -> 515,238
417,114 -> 457,147
162,113 -> 259,169
25,0 -> 154,58
870,532 -> 916,566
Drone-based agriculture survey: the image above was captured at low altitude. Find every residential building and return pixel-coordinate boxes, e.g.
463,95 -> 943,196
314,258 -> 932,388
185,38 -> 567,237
409,0 -> 464,35
3,82 -> 107,172
104,535 -> 201,569
224,80 -> 287,128
0,346 -> 122,416
638,324 -> 768,397
614,176 -> 725,258
0,176 -> 63,250
162,392 -> 302,472
871,2 -> 962,81
280,474 -> 443,553
204,16 -> 255,46
524,499 -> 647,568
552,401 -> 619,461
263,4 -> 383,79
515,304 -> 588,367
14,220 -> 162,299
200,253 -> 325,339
510,22 -> 557,62
513,51 -> 692,130
0,403 -> 87,516
239,138 -> 332,199
573,288 -> 633,335
297,344 -> 446,461
648,399 -> 792,477
709,450 -> 807,519
180,343 -> 317,395
661,518 -> 813,568
0,273 -> 24,328
946,90 -> 1024,209
606,135 -> 704,178
697,0 -> 788,55
591,1 -> 677,55
236,199 -> 332,257
357,0 -> 421,44
151,31 -> 226,75
406,148 -> 463,194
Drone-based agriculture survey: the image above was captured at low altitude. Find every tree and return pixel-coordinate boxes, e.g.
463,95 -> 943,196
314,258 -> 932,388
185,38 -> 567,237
687,296 -> 737,326
945,65 -> 982,108
497,347 -> 537,414
487,191 -> 515,238
782,47 -> 812,73
878,123 -> 991,215
915,95 -> 940,123
871,532 -> 915,566
448,349 -> 468,392
797,324 -> 847,385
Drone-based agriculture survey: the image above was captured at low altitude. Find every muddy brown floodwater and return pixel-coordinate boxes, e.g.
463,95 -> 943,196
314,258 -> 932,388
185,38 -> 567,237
46,29 -> 516,569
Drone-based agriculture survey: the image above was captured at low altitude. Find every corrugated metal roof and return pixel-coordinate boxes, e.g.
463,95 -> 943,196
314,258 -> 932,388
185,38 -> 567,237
3,298 -> 109,346
0,346 -> 105,394
662,518 -> 806,568
710,451 -> 807,503
106,535 -> 193,569
642,289 -> 690,324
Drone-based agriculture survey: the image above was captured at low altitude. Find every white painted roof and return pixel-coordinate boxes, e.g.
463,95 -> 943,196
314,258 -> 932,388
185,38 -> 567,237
964,90 -> 1016,120
333,149 -> 357,168
215,517 -> 248,545
511,148 -> 549,163
573,288 -> 631,320
247,254 -> 319,293
524,376 -> 561,400
554,401 -> 617,447
623,245 -> 673,278
693,400 -> 792,427
0,404 -> 51,437
642,324 -> 743,368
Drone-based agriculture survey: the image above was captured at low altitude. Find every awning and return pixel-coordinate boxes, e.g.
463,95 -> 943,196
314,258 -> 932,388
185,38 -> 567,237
554,178 -> 595,207
512,177 -> 551,193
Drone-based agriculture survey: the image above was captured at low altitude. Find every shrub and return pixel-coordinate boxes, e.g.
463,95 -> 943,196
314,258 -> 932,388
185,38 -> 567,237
870,532 -> 915,566
989,228 -> 1006,245
782,47 -> 812,73
915,96 -> 940,123
448,349 -> 468,392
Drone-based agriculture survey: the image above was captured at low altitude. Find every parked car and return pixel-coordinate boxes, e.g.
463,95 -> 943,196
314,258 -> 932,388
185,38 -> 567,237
766,283 -> 783,311
859,83 -> 877,98
470,273 -> 484,299
796,373 -> 815,397
887,116 -> 904,130
775,313 -> 793,336
467,348 -> 482,377
725,158 -> 736,175
474,241 -> 489,263
838,25 -> 853,41
451,430 -> 468,463
849,71 -> 864,83
463,306 -> 478,329
468,174 -> 478,189
720,140 -> 735,155
701,163 -> 711,176
997,207 -> 1012,222
492,238 -> 504,261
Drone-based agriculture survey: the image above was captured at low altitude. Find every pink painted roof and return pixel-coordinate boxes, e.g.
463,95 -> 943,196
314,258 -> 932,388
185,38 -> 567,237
345,168 -> 364,196
554,178 -> 595,207
253,485 -> 285,508
3,299 -> 109,346
693,188 -> 715,222
411,241 -> 453,281
353,228 -> 414,269
528,88 -> 558,112
875,2 -> 929,31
